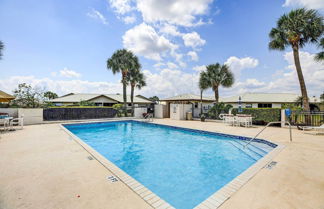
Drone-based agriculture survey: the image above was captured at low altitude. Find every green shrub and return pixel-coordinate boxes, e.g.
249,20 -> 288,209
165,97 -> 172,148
112,104 -> 124,117
232,108 -> 281,125
207,103 -> 233,119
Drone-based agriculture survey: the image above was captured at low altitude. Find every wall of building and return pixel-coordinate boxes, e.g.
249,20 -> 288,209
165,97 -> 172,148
154,104 -> 167,118
0,108 -> 18,117
134,107 -> 147,118
227,103 -> 282,108
170,104 -> 192,120
89,96 -> 117,104
193,103 -> 212,117
18,108 -> 43,125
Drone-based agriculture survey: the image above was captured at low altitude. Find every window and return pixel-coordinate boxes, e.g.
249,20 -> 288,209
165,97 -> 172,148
258,103 -> 272,108
245,104 -> 252,108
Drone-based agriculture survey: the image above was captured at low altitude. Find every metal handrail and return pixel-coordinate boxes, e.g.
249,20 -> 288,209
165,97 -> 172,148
244,121 -> 292,148
144,113 -> 153,122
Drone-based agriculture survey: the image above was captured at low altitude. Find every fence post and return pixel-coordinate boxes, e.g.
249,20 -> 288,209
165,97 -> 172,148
281,109 -> 286,128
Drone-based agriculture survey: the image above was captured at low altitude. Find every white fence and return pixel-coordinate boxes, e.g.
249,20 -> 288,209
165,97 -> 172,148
0,108 -> 43,125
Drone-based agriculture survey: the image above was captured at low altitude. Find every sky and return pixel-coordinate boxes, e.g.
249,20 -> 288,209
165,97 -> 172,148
0,0 -> 323,99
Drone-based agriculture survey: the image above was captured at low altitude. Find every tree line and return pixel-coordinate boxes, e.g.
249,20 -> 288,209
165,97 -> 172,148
199,8 -> 324,115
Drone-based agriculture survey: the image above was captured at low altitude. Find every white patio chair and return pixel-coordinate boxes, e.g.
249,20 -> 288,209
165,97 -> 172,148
0,118 -> 10,132
225,116 -> 235,126
9,116 -> 24,130
240,117 -> 253,127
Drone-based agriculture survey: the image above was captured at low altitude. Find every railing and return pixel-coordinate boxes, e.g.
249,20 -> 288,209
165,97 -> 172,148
244,121 -> 292,148
143,113 -> 153,122
290,111 -> 324,126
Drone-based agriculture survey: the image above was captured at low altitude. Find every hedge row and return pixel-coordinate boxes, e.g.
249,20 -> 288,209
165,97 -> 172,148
43,107 -> 117,121
231,108 -> 281,125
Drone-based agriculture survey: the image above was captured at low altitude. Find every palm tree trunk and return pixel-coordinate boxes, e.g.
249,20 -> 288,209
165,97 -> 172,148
200,89 -> 203,116
122,71 -> 127,115
292,45 -> 310,111
214,85 -> 219,104
131,84 -> 135,117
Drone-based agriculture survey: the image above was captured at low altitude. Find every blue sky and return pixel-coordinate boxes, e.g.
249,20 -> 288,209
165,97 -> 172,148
0,0 -> 323,98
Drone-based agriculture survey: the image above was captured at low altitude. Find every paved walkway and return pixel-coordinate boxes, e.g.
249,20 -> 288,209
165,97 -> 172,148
0,119 -> 323,209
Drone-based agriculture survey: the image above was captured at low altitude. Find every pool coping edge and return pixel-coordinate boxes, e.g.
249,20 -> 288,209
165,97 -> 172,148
59,122 -> 175,209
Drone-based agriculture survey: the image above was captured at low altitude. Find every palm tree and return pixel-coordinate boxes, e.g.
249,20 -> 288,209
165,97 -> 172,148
198,71 -> 209,115
269,8 -> 324,111
128,68 -> 146,116
0,41 -> 4,60
107,49 -> 139,112
205,63 -> 234,103
315,38 -> 324,61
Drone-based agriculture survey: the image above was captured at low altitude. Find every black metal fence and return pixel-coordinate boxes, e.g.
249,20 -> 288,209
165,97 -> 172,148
43,108 -> 117,121
289,111 -> 324,126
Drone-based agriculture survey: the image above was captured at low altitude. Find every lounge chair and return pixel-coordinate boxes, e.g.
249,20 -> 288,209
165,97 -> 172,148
302,124 -> 324,135
10,116 -> 24,130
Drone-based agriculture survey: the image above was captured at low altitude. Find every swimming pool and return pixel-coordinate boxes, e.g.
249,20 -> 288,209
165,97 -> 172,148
64,120 -> 277,209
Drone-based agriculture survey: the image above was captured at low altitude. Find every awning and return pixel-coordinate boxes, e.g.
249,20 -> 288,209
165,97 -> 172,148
0,90 -> 15,102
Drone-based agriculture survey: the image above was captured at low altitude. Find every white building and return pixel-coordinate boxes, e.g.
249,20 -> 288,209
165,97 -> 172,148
50,93 -> 153,107
159,94 -> 214,118
220,93 -> 320,110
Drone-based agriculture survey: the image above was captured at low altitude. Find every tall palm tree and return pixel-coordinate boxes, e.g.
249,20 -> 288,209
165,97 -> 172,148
128,68 -> 146,116
269,8 -> 324,111
0,41 -> 4,60
107,49 -> 139,112
199,71 -> 209,115
205,63 -> 234,103
315,38 -> 324,61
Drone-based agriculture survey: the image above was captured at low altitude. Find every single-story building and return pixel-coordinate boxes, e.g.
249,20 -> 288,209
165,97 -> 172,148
50,93 -> 153,108
159,94 -> 214,118
158,92 -> 322,120
0,90 -> 15,103
220,93 -> 320,111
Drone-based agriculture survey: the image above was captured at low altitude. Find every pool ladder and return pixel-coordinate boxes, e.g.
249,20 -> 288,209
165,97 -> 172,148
144,113 -> 154,122
244,121 -> 292,148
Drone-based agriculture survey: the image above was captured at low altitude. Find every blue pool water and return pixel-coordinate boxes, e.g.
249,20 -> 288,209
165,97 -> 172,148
65,120 -> 275,209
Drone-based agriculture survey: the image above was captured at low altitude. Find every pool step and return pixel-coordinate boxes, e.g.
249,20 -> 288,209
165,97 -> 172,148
249,141 -> 274,153
235,140 -> 268,156
228,140 -> 263,161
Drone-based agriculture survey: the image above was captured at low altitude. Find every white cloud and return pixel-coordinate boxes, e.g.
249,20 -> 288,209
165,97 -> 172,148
283,0 -> 324,10
87,8 -> 108,25
140,69 -> 200,98
225,56 -> 259,77
193,65 -> 206,72
123,23 -> 178,61
123,15 -> 136,24
0,76 -> 122,96
59,68 -> 81,78
159,24 -> 182,36
137,0 -> 213,27
2,51 -> 322,99
109,0 -> 134,14
182,32 -> 206,48
221,51 -> 324,97
166,62 -> 178,69
187,51 -> 199,61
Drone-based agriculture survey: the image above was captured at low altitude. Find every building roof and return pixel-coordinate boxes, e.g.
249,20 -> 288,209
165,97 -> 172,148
219,93 -> 319,103
0,90 -> 15,102
50,93 -> 153,104
161,94 -> 214,102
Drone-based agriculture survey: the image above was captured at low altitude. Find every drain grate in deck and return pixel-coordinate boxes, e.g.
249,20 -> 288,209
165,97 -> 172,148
107,176 -> 119,182
265,161 -> 277,169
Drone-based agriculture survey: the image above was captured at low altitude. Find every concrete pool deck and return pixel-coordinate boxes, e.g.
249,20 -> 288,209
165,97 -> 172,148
0,119 -> 324,209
